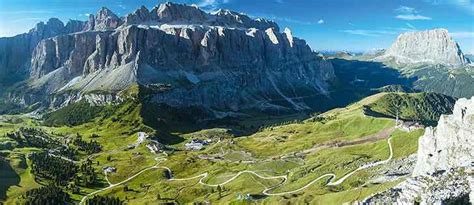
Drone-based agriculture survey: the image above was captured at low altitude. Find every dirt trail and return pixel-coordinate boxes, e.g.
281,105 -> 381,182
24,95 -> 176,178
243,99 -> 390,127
285,126 -> 395,158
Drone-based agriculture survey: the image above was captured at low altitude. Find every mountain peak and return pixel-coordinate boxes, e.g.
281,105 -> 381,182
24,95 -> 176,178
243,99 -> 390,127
380,28 -> 471,67
46,18 -> 64,27
93,7 -> 120,30
122,3 -> 278,30
83,6 -> 121,31
29,18 -> 66,37
154,2 -> 208,22
97,7 -> 115,17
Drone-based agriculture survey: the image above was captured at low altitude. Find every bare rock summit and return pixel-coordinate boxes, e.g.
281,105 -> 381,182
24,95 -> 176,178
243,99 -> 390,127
379,29 -> 471,67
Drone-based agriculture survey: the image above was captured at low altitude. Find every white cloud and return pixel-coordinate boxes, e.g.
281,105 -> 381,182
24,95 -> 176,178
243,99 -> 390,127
395,6 -> 416,14
341,29 -> 398,37
450,32 -> 474,38
117,3 -> 126,10
251,13 -> 318,25
423,0 -> 474,14
0,10 -> 53,15
198,0 -> 215,7
10,17 -> 44,23
394,5 -> 432,20
405,23 -> 416,30
396,14 -> 432,20
317,19 -> 324,24
198,0 -> 230,11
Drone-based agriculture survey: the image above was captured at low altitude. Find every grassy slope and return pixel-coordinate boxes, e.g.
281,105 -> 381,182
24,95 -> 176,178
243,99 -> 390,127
86,93 -> 423,204
366,92 -> 456,125
0,91 -> 426,204
238,93 -> 395,158
3,148 -> 42,205
0,159 -> 19,201
43,100 -> 107,126
0,116 -> 42,204
44,99 -> 160,192
1,85 -> 159,203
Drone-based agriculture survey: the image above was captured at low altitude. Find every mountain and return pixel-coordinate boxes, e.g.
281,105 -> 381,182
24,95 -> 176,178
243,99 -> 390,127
0,18 -> 85,86
334,28 -> 474,99
364,96 -> 474,204
377,29 -> 471,67
2,2 -> 335,116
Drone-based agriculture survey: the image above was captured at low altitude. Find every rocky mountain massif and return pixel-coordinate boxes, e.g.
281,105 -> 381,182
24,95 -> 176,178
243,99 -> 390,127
364,97 -> 474,204
376,28 -> 471,67
0,3 -> 335,116
331,28 -> 474,99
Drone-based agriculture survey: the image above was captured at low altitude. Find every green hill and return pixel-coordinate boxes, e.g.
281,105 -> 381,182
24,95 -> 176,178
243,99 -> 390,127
1,91 -> 433,204
43,101 -> 108,126
364,92 -> 456,125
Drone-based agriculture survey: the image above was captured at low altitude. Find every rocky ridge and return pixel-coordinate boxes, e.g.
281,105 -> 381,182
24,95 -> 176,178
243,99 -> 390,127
363,97 -> 474,204
377,29 -> 471,67
4,2 -> 335,114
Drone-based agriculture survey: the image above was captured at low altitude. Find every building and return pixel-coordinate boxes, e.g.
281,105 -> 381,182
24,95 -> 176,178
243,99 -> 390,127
397,121 -> 424,132
185,139 -> 209,150
146,143 -> 161,154
103,166 -> 116,173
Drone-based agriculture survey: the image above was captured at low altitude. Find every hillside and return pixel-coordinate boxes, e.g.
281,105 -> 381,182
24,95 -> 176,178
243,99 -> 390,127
364,96 -> 474,204
0,92 -> 426,204
364,92 -> 456,125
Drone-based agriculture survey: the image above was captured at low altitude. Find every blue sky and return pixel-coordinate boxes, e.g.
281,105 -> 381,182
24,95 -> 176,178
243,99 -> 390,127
0,0 -> 473,53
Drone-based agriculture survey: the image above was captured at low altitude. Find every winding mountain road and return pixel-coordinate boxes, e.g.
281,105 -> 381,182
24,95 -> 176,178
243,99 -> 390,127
80,136 -> 394,203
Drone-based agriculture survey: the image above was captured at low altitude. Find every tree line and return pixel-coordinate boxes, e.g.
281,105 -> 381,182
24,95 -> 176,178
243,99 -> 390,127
29,152 -> 78,186
73,134 -> 102,154
21,185 -> 71,205
87,195 -> 123,205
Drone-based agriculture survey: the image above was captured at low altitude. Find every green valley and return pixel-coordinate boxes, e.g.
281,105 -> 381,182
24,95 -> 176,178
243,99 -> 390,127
0,91 -> 443,204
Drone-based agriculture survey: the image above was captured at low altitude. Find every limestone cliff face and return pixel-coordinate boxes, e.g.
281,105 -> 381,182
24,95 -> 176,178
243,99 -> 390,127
0,18 -> 85,85
20,3 -> 335,113
363,97 -> 474,204
413,97 -> 474,176
379,29 -> 471,67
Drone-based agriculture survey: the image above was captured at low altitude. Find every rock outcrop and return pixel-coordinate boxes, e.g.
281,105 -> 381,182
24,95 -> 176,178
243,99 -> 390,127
8,3 -> 335,114
378,29 -> 471,67
413,97 -> 474,176
0,18 -> 85,85
122,3 -> 279,30
363,97 -> 474,204
84,7 -> 121,31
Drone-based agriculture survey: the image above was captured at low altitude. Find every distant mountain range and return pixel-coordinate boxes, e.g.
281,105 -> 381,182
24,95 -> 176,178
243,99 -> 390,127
331,28 -> 474,99
0,3 -> 473,118
0,2 -> 335,116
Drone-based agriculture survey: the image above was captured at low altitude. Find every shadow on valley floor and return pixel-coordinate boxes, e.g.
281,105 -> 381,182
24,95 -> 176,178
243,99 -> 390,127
0,159 -> 20,201
140,58 -> 419,140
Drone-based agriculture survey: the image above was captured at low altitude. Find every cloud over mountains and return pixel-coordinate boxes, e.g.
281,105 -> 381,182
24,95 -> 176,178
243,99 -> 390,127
395,6 -> 432,20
